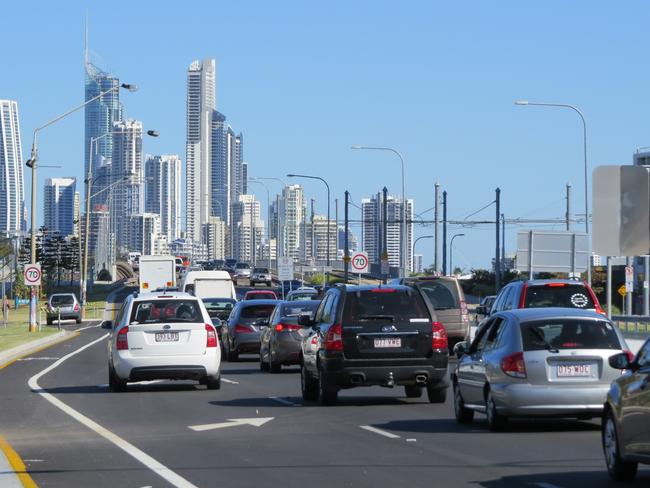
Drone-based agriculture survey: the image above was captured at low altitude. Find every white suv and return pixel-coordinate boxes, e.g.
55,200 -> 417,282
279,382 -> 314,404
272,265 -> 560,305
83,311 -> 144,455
105,292 -> 221,392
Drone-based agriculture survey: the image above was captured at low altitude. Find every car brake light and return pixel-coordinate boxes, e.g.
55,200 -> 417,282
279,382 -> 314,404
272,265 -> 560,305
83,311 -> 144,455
324,324 -> 343,351
624,350 -> 635,362
546,283 -> 568,287
371,288 -> 396,293
205,324 -> 218,347
235,324 -> 254,334
275,323 -> 301,332
501,351 -> 527,378
431,321 -> 448,350
518,282 -> 528,308
116,327 -> 129,350
74,303 -> 79,311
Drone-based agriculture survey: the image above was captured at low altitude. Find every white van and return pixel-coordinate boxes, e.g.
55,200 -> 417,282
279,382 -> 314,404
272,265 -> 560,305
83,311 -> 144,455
181,270 -> 236,299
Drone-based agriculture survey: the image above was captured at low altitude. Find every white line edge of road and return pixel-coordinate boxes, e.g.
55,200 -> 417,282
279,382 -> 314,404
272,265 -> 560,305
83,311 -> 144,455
27,333 -> 199,488
359,425 -> 400,439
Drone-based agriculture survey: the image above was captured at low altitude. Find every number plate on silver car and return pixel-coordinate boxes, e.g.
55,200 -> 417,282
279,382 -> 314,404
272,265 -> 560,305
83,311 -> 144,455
374,338 -> 401,348
155,332 -> 179,342
557,364 -> 591,377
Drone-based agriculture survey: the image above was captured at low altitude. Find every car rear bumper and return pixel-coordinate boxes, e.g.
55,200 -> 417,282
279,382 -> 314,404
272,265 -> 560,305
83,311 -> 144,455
113,351 -> 219,379
129,365 -> 208,381
234,335 -> 261,353
492,383 -> 610,416
271,336 -> 302,364
47,312 -> 80,320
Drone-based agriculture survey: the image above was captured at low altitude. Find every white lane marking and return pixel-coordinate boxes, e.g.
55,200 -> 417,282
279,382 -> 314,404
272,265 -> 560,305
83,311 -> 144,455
406,438 -> 417,442
17,357 -> 60,361
360,425 -> 401,439
268,396 -> 296,406
221,378 -> 239,385
188,417 -> 274,432
23,459 -> 44,462
28,334 -> 198,488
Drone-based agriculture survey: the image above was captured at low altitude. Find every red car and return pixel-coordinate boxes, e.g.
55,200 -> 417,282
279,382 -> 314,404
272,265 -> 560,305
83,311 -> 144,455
244,290 -> 278,300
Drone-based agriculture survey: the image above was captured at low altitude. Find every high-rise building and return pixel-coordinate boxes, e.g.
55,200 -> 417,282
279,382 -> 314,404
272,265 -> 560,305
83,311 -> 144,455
337,225 -> 358,257
362,192 -> 414,271
232,195 -> 264,263
302,215 -> 337,263
145,154 -> 182,242
111,119 -> 143,249
203,216 -> 226,260
89,204 -> 114,280
278,185 -> 306,261
0,100 -> 25,236
186,59 -> 216,242
129,213 -> 161,255
44,177 -> 76,236
413,254 -> 423,274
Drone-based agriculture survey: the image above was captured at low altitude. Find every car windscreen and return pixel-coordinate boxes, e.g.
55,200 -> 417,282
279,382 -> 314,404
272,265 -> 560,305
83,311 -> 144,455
342,289 -> 430,324
50,295 -> 74,306
524,285 -> 595,309
521,319 -> 621,351
281,302 -> 319,317
288,292 -> 316,301
240,305 -> 276,319
416,281 -> 459,310
129,300 -> 202,324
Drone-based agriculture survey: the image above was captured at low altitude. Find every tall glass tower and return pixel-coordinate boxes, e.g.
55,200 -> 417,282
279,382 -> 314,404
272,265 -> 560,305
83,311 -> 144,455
0,100 -> 25,237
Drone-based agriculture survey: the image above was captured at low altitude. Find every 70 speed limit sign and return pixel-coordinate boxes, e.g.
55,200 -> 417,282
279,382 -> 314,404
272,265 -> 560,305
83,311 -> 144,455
24,263 -> 42,286
351,252 -> 369,274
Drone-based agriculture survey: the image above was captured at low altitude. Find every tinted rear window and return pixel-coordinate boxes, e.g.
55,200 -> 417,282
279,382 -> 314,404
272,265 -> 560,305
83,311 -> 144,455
521,319 -> 621,351
524,285 -> 594,309
253,268 -> 269,273
281,302 -> 319,317
342,289 -> 430,323
130,300 -> 202,324
51,295 -> 74,306
247,292 -> 275,299
418,282 -> 459,310
241,305 -> 276,319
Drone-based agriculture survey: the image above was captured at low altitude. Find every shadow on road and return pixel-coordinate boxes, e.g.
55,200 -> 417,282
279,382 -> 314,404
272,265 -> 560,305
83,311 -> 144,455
374,417 -> 601,434
478,469 -> 650,487
39,382 -> 200,394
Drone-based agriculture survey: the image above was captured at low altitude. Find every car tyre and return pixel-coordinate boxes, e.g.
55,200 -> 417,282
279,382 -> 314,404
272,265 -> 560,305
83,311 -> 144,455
426,382 -> 447,403
108,365 -> 127,393
76,318 -> 82,324
318,368 -> 337,406
453,383 -> 474,424
225,338 -> 239,362
206,375 -> 221,390
301,363 -> 318,401
404,385 -> 423,398
485,389 -> 507,431
269,349 -> 281,374
603,409 -> 638,480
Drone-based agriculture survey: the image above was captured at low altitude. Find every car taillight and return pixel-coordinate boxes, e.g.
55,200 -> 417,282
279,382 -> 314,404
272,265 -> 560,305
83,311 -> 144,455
460,300 -> 469,324
324,324 -> 343,351
205,324 -> 218,347
274,323 -> 301,332
116,327 -> 129,350
371,288 -> 396,293
518,282 -> 528,308
74,303 -> 79,311
546,283 -> 568,287
501,351 -> 526,378
431,321 -> 448,350
235,324 -> 254,333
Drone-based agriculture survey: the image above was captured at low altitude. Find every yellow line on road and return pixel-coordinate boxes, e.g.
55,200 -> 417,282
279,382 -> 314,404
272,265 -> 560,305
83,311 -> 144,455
0,332 -> 80,371
0,435 -> 38,488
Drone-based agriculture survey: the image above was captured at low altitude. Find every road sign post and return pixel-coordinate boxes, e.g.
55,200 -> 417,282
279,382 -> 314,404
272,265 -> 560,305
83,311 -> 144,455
24,264 -> 42,287
277,257 -> 293,299
351,252 -> 369,284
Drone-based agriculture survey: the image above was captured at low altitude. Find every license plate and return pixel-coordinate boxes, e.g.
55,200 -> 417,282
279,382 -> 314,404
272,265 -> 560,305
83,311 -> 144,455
155,332 -> 179,342
557,364 -> 591,377
374,338 -> 401,348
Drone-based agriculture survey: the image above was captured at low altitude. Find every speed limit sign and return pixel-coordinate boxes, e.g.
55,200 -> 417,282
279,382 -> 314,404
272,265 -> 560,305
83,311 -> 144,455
351,252 -> 369,274
24,263 -> 42,286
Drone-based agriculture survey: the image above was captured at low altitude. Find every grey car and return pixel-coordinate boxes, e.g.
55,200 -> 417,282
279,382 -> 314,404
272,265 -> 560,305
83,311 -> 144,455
250,267 -> 273,287
452,308 -> 630,431
259,300 -> 320,373
221,299 -> 279,361
47,293 -> 81,324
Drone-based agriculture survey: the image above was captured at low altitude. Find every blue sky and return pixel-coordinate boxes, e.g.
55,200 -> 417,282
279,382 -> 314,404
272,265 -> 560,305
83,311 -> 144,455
3,1 -> 649,269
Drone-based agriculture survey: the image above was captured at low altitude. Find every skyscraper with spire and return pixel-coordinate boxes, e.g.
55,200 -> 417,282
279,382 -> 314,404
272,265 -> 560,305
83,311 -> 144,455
0,100 -> 25,237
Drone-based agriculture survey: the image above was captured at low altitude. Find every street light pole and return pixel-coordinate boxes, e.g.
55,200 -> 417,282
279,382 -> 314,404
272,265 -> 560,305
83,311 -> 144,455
449,233 -> 465,276
286,174 -> 331,267
412,235 -> 434,273
351,145 -> 407,277
514,100 -> 591,284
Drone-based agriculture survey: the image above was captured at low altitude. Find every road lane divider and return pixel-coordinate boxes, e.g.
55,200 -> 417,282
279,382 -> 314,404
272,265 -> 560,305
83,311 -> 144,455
0,434 -> 38,488
188,417 -> 274,432
28,334 -> 199,488
359,425 -> 401,439
221,378 -> 239,385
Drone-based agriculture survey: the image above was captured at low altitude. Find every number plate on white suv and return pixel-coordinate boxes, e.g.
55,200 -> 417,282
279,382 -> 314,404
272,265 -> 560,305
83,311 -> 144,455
155,332 -> 179,342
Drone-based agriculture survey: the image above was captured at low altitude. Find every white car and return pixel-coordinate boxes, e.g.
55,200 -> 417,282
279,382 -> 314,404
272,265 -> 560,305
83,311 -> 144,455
105,291 -> 221,392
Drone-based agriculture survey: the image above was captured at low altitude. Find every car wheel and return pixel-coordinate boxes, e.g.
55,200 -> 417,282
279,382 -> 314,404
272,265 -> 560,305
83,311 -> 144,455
426,382 -> 447,403
453,383 -> 474,424
603,409 -> 638,480
404,385 -> 423,398
301,363 -> 318,401
225,338 -> 239,362
76,318 -> 82,324
485,389 -> 507,431
318,367 -> 337,406
269,349 -> 281,374
108,365 -> 127,393
206,375 -> 221,390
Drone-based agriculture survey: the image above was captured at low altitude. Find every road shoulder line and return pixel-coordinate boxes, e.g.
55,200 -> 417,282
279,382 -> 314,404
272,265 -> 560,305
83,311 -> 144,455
0,435 -> 37,488
0,331 -> 79,371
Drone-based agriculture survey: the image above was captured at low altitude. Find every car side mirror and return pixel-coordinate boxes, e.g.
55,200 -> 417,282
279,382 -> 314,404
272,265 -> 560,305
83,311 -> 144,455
101,320 -> 113,330
453,341 -> 468,358
608,352 -> 632,370
298,314 -> 314,326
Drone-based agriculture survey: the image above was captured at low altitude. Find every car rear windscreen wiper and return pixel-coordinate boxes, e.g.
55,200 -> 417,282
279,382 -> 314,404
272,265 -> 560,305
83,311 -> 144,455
358,315 -> 395,321
530,328 -> 559,353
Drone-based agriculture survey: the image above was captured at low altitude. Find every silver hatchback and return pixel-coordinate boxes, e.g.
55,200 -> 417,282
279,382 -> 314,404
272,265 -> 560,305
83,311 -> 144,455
451,308 -> 631,431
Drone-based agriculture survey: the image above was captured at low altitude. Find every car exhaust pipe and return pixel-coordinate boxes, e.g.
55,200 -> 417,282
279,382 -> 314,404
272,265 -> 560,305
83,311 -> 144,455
415,374 -> 428,384
384,372 -> 395,388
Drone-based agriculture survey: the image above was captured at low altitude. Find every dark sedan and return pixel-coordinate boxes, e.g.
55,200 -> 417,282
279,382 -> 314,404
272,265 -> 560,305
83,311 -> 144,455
221,299 -> 279,361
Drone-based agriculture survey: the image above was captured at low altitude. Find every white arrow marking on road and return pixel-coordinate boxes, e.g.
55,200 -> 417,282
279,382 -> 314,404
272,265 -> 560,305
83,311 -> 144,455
188,417 -> 274,432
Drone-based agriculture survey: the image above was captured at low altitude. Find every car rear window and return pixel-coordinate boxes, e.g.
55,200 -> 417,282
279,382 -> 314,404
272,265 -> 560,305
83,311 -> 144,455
50,295 -> 74,306
253,268 -> 269,273
130,300 -> 202,324
342,289 -> 430,323
521,319 -> 621,351
417,281 -> 459,310
288,292 -> 317,301
241,305 -> 276,319
281,302 -> 319,317
524,284 -> 595,309
247,292 -> 275,299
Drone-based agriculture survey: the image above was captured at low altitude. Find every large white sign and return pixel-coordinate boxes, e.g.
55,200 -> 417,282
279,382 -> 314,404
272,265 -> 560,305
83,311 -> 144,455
351,251 -> 369,274
516,231 -> 588,274
278,256 -> 294,282
625,265 -> 634,293
24,263 -> 42,286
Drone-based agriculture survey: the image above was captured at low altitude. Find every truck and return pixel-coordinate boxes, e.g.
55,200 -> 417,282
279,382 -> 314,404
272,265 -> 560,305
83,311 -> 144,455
180,270 -> 236,299
138,255 -> 176,293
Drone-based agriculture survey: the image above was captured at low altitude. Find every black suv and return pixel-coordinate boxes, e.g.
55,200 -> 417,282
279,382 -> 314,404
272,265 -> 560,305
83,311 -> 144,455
299,284 -> 449,405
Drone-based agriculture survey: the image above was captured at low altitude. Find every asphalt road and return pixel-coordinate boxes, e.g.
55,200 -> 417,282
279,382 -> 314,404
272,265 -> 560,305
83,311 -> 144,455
1,323 -> 649,487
